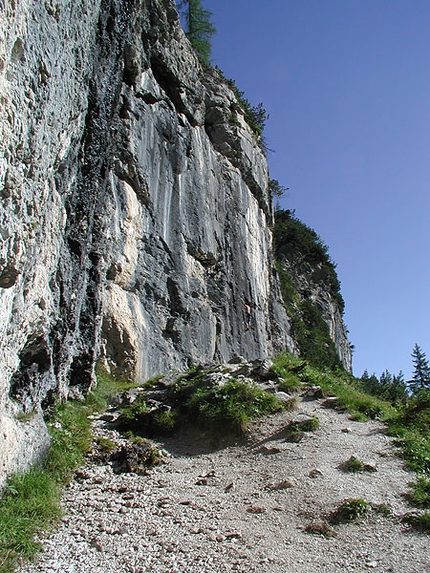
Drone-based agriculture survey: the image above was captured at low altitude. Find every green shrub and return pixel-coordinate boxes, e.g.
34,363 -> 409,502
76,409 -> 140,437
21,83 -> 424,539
176,377 -> 284,433
224,77 -> 267,138
408,477 -> 430,508
274,209 -> 344,313
403,512 -> 430,533
273,209 -> 348,369
331,498 -> 369,523
388,392 -> 430,474
341,456 -> 376,473
152,409 -> 178,435
395,390 -> 430,433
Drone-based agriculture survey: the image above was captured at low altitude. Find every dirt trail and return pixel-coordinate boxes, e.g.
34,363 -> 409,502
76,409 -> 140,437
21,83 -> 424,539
19,397 -> 430,573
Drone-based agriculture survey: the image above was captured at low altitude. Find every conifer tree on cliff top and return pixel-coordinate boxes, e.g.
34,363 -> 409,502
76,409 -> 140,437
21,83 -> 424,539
177,0 -> 216,67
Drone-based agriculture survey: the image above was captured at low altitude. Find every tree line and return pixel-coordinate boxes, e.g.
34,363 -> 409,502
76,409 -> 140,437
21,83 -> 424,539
360,343 -> 430,404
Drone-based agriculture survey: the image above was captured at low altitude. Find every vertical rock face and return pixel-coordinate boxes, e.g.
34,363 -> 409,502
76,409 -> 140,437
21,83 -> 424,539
0,0 -> 294,485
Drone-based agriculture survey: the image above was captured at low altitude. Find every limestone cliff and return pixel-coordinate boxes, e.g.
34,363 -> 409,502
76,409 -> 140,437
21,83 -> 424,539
0,0 -> 295,485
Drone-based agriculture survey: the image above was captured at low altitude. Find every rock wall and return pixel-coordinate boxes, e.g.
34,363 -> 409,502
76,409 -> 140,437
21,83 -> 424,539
0,0 -> 294,486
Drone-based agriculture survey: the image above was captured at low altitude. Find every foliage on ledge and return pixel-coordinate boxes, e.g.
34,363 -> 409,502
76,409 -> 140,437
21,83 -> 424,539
273,208 -> 345,370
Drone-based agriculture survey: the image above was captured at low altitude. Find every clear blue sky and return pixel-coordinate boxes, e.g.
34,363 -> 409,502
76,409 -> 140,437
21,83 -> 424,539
203,0 -> 430,379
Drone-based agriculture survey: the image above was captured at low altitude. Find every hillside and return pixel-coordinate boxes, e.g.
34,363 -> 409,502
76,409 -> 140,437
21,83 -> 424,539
16,376 -> 430,573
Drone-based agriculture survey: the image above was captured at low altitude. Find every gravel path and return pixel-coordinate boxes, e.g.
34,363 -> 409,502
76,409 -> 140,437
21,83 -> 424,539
19,397 -> 430,573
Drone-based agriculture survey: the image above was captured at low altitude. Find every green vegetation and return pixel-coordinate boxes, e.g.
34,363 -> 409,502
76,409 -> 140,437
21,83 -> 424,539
359,369 -> 408,405
117,366 -> 287,437
274,208 -> 344,312
116,393 -> 178,437
285,415 -> 319,442
341,456 -> 377,473
331,498 -> 370,523
177,0 -> 216,67
171,368 -> 286,435
176,1 -> 268,143
0,370 -> 137,572
95,436 -> 117,454
373,503 -> 392,516
269,178 -> 289,199
408,477 -> 430,508
403,512 -> 430,533
0,469 -> 61,572
273,208 -> 346,370
409,343 -> 430,395
218,72 -> 268,141
272,352 -> 393,422
5,344 -> 430,568
270,353 -> 303,391
388,390 -> 430,475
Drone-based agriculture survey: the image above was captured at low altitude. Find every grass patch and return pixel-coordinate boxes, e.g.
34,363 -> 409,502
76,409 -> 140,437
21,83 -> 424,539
116,365 -> 287,437
174,368 -> 286,433
87,368 -> 139,412
373,503 -> 392,516
152,409 -> 178,434
388,391 -> 430,475
285,415 -> 319,442
0,469 -> 61,572
341,455 -> 377,474
271,353 -> 303,391
408,477 -> 430,508
0,369 -> 137,571
273,352 -> 393,422
403,512 -> 430,533
95,436 -> 117,454
179,376 -> 286,435
330,498 -> 370,524
116,397 -> 178,437
44,400 -> 93,482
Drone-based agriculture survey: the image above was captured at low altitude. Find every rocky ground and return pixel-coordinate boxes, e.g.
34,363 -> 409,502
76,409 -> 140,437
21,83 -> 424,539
18,392 -> 430,573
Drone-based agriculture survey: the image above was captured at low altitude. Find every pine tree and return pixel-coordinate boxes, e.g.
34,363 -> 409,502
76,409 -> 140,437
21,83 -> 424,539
177,0 -> 216,67
389,371 -> 408,403
409,343 -> 430,394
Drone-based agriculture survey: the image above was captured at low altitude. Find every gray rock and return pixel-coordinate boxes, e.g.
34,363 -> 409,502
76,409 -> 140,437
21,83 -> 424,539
0,0 -> 295,485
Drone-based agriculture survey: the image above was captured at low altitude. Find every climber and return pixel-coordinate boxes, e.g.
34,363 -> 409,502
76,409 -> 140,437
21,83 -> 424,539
242,299 -> 252,330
